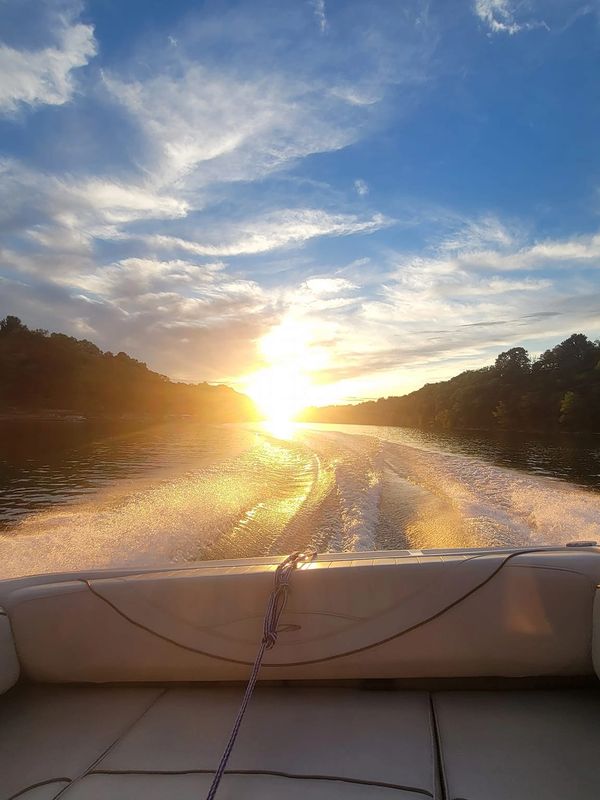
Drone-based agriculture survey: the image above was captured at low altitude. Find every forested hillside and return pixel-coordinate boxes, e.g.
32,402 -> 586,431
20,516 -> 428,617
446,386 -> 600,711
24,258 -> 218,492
0,316 -> 257,421
300,334 -> 600,433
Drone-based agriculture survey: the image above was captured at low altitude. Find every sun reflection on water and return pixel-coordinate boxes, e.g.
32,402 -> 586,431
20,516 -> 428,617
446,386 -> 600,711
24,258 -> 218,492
260,418 -> 299,440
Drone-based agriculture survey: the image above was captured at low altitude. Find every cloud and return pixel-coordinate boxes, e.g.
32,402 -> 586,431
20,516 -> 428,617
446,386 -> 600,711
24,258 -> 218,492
437,215 -> 516,253
140,209 -> 392,257
103,64 -> 360,189
0,159 -> 193,289
260,218 -> 600,401
0,254 -> 276,382
311,0 -> 328,34
354,179 -> 369,196
0,14 -> 96,114
473,0 -> 548,35
101,1 -> 437,191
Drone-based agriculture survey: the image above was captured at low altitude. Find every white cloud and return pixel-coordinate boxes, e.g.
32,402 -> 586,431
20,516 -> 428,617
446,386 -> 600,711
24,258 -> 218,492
104,65 -> 360,188
438,214 -> 516,252
258,219 -> 600,400
141,209 -> 392,257
0,251 -> 275,382
0,20 -> 96,114
0,159 -> 188,249
303,277 -> 356,294
473,0 -> 548,35
101,1 -> 437,192
71,180 -> 189,225
311,0 -> 328,34
354,179 -> 369,196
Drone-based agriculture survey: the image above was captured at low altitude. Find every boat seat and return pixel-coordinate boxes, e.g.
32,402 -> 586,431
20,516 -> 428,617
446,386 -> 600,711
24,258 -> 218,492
0,685 -> 438,799
0,609 -> 19,695
2,683 -> 600,799
433,689 -> 600,800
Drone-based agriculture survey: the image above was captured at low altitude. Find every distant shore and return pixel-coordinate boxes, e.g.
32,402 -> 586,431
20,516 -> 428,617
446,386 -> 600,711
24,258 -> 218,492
0,410 -> 192,423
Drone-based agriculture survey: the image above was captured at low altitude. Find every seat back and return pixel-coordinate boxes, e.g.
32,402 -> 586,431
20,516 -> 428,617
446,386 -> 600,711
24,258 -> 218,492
0,609 -> 20,693
3,549 -> 600,683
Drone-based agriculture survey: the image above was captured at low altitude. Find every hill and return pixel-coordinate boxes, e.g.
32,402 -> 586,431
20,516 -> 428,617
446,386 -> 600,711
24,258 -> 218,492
0,316 -> 257,422
299,334 -> 600,433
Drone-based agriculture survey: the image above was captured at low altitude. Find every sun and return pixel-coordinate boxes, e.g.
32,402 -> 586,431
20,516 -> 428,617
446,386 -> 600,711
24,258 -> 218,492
245,365 -> 312,424
243,319 -> 319,426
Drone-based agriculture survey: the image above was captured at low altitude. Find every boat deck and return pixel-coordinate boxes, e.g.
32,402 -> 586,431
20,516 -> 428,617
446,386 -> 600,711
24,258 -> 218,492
2,681 -> 600,799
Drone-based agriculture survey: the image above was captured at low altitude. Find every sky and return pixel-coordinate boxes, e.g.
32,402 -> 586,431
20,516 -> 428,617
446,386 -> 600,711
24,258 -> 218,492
0,0 -> 599,407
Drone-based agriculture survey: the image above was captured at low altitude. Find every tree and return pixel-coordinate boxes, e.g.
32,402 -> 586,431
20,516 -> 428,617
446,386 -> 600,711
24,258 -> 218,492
0,315 -> 26,336
494,347 -> 530,377
559,391 -> 585,429
0,316 -> 257,421
300,332 -> 600,433
537,334 -> 598,374
492,400 -> 509,429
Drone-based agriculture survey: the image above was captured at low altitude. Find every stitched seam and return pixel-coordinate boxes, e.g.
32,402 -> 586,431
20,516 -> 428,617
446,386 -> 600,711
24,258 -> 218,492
88,768 -> 433,795
79,548 -> 558,668
6,778 -> 70,800
52,688 -> 166,799
430,695 -> 448,800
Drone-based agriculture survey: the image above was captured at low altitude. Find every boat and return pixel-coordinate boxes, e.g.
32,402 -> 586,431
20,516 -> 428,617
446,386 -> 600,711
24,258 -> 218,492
1,544 -> 599,799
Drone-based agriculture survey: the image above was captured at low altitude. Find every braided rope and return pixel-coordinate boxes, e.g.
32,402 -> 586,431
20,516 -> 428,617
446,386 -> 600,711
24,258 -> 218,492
205,548 -> 317,800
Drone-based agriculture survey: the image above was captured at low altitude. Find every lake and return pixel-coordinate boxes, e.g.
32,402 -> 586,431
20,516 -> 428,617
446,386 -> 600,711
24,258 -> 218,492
1,418 -> 599,578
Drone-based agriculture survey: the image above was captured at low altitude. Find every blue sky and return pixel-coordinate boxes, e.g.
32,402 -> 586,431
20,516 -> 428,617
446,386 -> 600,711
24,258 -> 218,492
0,0 -> 599,404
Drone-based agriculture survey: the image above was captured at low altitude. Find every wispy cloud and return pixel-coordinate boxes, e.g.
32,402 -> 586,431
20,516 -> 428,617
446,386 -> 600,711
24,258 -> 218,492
0,0 -> 597,403
140,210 -> 392,257
103,64 -> 366,191
473,0 -> 548,35
0,12 -> 96,114
264,218 -> 600,400
311,0 -> 328,34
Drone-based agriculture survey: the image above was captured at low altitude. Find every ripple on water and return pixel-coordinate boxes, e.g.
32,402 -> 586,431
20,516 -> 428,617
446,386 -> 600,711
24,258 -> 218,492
1,421 -> 599,578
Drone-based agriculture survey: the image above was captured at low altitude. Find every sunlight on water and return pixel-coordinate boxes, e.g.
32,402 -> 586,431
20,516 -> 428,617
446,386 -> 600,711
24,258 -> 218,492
258,419 -> 300,441
0,420 -> 599,578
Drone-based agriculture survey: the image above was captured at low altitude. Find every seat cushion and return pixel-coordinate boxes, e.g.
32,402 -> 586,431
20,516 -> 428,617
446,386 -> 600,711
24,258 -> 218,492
100,686 -> 437,796
0,686 -> 437,799
434,689 -> 600,800
0,686 -> 162,800
8,782 -> 70,800
65,773 -> 422,800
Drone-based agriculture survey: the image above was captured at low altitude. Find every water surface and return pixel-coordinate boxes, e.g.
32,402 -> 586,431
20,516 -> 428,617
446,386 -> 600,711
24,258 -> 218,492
1,419 -> 599,578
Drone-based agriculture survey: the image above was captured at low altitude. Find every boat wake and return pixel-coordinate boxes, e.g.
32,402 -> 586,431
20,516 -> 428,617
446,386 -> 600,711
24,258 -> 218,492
1,423 -> 599,578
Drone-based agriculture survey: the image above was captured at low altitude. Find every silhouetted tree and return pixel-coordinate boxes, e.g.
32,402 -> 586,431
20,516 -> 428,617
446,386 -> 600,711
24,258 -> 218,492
0,316 -> 257,422
300,333 -> 600,433
494,347 -> 530,377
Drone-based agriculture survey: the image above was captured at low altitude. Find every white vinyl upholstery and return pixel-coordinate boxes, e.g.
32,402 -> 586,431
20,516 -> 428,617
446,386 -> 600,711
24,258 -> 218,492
2,684 -> 600,800
5,550 -> 600,683
100,686 -> 436,793
0,609 -> 19,694
0,686 -> 161,800
10,782 -> 70,800
434,690 -> 600,800
0,686 -> 436,800
65,774 -> 418,799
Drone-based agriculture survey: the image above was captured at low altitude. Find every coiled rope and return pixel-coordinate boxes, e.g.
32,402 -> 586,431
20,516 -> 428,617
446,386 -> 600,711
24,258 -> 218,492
205,548 -> 317,800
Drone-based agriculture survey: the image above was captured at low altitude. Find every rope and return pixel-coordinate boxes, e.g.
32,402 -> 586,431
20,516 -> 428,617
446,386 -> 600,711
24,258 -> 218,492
204,548 -> 316,800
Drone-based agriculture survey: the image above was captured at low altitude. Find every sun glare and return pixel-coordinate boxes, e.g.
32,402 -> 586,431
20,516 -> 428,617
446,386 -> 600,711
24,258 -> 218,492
244,319 -> 320,426
245,365 -> 311,423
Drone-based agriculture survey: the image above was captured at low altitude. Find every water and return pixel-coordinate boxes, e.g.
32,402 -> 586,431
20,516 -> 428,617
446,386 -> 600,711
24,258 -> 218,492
1,419 -> 599,579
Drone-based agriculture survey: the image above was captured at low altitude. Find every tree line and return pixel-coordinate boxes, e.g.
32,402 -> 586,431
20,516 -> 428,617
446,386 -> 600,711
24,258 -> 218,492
0,316 -> 256,421
300,333 -> 600,433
